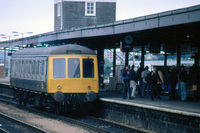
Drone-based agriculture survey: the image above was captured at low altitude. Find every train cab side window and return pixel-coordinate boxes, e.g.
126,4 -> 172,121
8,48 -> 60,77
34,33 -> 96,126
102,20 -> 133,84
83,59 -> 94,78
68,58 -> 80,78
53,58 -> 66,78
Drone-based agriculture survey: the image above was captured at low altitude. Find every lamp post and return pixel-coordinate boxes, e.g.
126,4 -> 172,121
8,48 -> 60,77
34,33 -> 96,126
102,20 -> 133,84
0,34 -> 19,50
12,31 -> 33,47
12,31 -> 33,38
0,34 -> 19,78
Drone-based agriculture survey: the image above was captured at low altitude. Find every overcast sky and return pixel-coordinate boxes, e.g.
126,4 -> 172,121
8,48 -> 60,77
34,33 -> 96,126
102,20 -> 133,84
0,0 -> 200,41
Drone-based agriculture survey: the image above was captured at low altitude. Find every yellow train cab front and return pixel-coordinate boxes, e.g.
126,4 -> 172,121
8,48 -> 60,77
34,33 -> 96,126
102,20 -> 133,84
47,54 -> 99,95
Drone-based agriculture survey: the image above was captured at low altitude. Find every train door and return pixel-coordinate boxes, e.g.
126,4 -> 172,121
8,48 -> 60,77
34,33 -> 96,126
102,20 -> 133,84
81,56 -> 99,93
47,56 -> 67,93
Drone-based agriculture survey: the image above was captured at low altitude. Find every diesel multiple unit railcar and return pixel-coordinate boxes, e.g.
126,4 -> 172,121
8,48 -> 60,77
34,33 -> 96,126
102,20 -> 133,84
10,44 -> 99,113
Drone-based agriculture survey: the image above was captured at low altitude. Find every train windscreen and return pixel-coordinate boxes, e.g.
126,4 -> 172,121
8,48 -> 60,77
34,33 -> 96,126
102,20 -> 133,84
68,58 -> 80,78
83,59 -> 94,78
53,58 -> 66,78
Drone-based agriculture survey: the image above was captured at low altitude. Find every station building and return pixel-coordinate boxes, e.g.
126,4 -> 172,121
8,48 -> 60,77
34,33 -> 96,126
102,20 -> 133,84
54,0 -> 116,31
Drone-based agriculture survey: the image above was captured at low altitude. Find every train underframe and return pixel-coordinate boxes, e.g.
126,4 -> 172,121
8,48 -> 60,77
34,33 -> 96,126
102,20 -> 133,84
13,88 -> 98,114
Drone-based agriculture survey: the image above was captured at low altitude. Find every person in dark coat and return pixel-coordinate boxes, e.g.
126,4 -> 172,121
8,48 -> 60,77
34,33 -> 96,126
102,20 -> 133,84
168,66 -> 178,100
150,66 -> 157,100
179,65 -> 188,100
137,63 -> 144,96
122,66 -> 131,99
150,66 -> 163,100
189,65 -> 200,101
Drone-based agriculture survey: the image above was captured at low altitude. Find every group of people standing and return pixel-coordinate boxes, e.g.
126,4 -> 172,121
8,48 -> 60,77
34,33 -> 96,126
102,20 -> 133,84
121,65 -> 137,99
121,64 -> 188,101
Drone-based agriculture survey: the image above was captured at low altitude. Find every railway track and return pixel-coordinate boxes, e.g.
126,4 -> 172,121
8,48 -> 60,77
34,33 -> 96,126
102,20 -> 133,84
74,116 -> 147,133
0,111 -> 47,133
0,86 -> 148,133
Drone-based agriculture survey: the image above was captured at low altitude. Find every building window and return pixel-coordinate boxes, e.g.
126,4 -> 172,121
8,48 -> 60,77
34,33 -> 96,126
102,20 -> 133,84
57,3 -> 61,17
85,2 -> 96,16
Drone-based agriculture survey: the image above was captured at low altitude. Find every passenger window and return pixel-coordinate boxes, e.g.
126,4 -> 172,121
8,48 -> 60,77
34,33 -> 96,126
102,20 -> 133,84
25,60 -> 28,74
83,59 -> 94,78
39,61 -> 42,75
32,60 -> 35,75
35,61 -> 39,75
40,60 -> 44,75
68,58 -> 80,78
29,61 -> 32,75
53,58 -> 66,78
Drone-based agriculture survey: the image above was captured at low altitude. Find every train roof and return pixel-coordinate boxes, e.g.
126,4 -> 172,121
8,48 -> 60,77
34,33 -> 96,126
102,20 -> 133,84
12,44 -> 96,56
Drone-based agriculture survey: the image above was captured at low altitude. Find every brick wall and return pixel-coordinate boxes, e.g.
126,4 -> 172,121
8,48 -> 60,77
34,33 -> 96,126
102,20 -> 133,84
98,101 -> 200,133
54,1 -> 116,31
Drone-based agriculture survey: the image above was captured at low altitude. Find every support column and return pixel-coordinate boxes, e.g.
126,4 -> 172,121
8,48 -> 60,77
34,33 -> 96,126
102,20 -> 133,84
98,47 -> 104,87
125,52 -> 129,66
132,52 -> 135,65
4,49 -> 6,78
141,45 -> 145,69
195,48 -> 200,100
164,44 -> 167,68
177,43 -> 181,68
198,48 -> 200,101
113,45 -> 116,77
195,52 -> 200,68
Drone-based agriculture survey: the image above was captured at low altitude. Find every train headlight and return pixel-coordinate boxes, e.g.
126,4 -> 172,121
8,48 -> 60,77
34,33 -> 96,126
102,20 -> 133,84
57,85 -> 62,90
87,86 -> 91,90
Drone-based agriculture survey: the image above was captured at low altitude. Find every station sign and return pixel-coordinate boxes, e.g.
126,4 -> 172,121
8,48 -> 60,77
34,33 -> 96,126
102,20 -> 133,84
163,44 -> 176,54
181,44 -> 191,54
148,43 -> 161,54
120,43 -> 133,52
191,47 -> 198,53
120,34 -> 133,52
8,52 -> 12,56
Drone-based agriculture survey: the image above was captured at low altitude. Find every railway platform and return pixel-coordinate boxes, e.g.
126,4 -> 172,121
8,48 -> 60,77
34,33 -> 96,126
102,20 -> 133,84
0,77 -> 10,85
99,89 -> 200,114
98,89 -> 200,132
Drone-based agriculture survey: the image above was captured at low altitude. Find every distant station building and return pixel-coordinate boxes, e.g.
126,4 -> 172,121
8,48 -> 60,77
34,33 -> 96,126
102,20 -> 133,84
54,0 -> 116,31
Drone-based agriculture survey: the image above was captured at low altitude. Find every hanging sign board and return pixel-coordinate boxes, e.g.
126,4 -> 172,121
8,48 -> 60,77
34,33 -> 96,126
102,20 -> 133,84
181,44 -> 191,54
191,47 -> 198,53
149,43 -> 161,54
120,34 -> 133,52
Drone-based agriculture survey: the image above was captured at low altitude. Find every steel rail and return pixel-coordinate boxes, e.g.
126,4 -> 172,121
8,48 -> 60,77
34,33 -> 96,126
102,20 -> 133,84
0,85 -> 146,133
0,95 -> 111,133
85,116 -> 148,133
0,111 -> 48,133
0,127 -> 9,133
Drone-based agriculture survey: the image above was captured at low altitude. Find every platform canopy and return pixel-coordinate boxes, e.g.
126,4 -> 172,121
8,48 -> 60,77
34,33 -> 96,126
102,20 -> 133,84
0,4 -> 200,53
